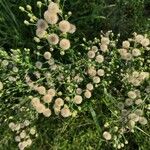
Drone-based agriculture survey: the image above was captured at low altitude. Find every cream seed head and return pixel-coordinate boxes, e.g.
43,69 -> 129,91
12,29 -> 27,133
146,86 -> 150,93
20,130 -> 26,139
18,142 -> 26,150
76,88 -> 83,95
8,76 -> 16,82
95,55 -> 104,63
34,71 -> 41,79
132,48 -> 141,57
139,72 -> 149,80
134,109 -> 143,116
13,66 -> 18,73
61,107 -> 71,118
135,99 -> 143,105
128,113 -> 139,122
139,117 -> 148,125
84,90 -> 91,99
135,34 -> 144,43
129,79 -> 141,87
43,108 -> 52,117
48,2 -> 60,14
51,65 -> 58,71
132,80 -> 140,86
141,38 -> 149,47
35,61 -> 42,69
43,94 -> 52,103
55,98 -> 64,107
122,109 -> 129,117
86,83 -> 94,91
100,44 -> 108,52
132,71 -> 139,77
69,24 -> 76,34
35,103 -> 46,113
44,51 -> 51,60
47,88 -> 56,97
14,124 -> 21,131
44,10 -> 58,24
59,20 -> 71,33
36,28 -> 46,38
26,139 -> 32,146
118,48 -> 127,56
31,97 -> 40,107
59,39 -> 70,50
122,41 -> 130,49
87,68 -> 97,77
117,102 -> 124,110
74,75 -> 83,83
21,141 -> 28,149
92,46 -> 98,52
15,136 -> 21,142
73,95 -> 83,104
123,52 -> 132,61
53,105 -> 61,115
134,89 -> 141,97
127,91 -> 137,99
103,131 -> 112,140
37,86 -> 46,95
47,33 -> 59,45
128,120 -> 135,129
47,58 -> 55,65
1,60 -> 9,66
93,76 -> 100,84
24,120 -> 30,126
20,123 -> 25,129
9,122 -> 15,130
97,69 -> 105,76
101,37 -> 110,45
36,19 -> 48,30
125,98 -> 133,106
87,50 -> 95,59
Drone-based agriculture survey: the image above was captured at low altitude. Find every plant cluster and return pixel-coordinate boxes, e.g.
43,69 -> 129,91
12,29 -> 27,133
0,1 -> 150,150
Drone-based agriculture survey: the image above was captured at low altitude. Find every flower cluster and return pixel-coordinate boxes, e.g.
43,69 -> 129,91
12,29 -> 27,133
125,71 -> 149,86
20,1 -> 76,55
9,120 -> 37,150
118,33 -> 150,61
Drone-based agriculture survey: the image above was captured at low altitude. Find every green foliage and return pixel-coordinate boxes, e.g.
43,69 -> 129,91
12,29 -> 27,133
0,0 -> 149,49
65,0 -> 150,39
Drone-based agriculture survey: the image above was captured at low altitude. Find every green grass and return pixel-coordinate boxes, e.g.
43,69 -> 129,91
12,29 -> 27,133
0,0 -> 150,49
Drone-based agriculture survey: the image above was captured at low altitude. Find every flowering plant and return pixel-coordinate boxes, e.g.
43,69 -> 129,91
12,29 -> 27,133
0,1 -> 150,149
